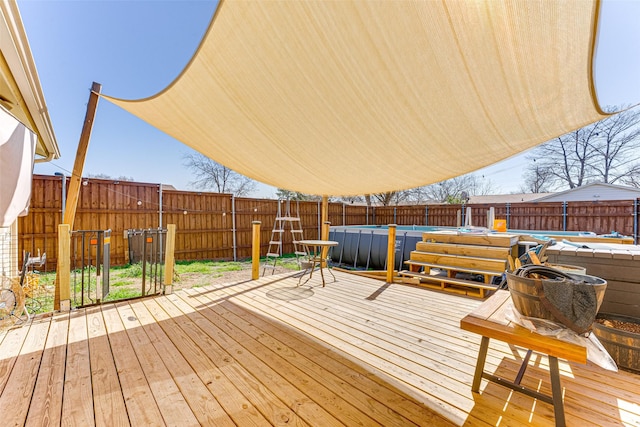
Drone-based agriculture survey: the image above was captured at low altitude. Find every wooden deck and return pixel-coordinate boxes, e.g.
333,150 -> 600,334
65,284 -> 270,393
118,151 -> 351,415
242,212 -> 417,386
1,270 -> 639,426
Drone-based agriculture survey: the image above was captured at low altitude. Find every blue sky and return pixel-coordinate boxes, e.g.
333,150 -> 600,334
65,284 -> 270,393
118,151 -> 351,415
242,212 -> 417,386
20,0 -> 640,197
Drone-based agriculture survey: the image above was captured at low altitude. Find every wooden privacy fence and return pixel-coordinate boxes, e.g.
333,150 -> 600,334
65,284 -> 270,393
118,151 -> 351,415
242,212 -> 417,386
18,175 -> 640,271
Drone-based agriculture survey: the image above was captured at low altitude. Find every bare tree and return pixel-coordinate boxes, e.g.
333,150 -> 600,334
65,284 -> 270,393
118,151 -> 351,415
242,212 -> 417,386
335,195 -> 365,204
371,191 -> 411,206
589,107 -> 640,185
183,153 -> 257,196
419,174 -> 495,204
519,162 -> 555,193
87,173 -> 135,181
526,106 -> 640,190
532,125 -> 598,189
275,188 -> 318,201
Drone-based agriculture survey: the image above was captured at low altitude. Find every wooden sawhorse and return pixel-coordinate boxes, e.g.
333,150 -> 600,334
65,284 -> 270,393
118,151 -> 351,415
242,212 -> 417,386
460,290 -> 587,427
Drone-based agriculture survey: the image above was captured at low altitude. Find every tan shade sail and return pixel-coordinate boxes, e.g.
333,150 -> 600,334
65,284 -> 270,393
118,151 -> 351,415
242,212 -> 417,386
104,0 -> 607,196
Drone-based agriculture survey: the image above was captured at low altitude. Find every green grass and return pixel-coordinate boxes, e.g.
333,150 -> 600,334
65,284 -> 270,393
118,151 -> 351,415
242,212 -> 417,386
110,279 -> 134,287
112,263 -> 144,278
24,256 -> 305,313
103,287 -> 140,302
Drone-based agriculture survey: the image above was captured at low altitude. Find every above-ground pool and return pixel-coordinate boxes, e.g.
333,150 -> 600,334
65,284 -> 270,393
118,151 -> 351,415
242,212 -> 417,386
327,225 -> 612,271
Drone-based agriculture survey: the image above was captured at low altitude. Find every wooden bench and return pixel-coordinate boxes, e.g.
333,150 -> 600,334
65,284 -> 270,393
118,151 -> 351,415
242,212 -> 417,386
460,290 -> 587,427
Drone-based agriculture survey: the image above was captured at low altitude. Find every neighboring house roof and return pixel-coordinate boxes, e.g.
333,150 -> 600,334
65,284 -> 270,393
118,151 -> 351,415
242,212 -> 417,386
534,183 -> 640,202
467,193 -> 552,204
0,2 -> 58,161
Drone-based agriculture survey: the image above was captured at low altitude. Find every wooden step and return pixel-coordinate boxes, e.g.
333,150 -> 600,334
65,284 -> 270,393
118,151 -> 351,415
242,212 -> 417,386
266,253 -> 280,258
276,217 -> 301,221
272,230 -> 285,233
415,241 -> 511,259
268,241 -> 282,245
404,260 -> 504,278
421,231 -> 518,248
290,230 -> 303,234
399,270 -> 498,298
409,251 -> 507,273
294,251 -> 307,256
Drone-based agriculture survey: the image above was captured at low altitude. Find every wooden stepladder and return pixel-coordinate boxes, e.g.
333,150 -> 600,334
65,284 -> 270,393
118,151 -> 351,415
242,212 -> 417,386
262,200 -> 306,276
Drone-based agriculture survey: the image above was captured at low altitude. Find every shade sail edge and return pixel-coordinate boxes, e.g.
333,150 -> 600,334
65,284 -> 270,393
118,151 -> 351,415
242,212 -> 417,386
102,0 -> 610,196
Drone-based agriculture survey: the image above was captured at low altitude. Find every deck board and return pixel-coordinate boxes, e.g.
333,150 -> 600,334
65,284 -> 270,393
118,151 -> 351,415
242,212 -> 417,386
128,299 -> 235,426
100,304 -> 166,426
26,314 -> 68,427
62,311 -> 95,426
113,302 -> 200,427
0,270 -> 638,426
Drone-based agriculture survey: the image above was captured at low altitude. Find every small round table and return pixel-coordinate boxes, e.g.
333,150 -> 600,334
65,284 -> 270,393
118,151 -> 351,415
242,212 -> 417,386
298,240 -> 339,287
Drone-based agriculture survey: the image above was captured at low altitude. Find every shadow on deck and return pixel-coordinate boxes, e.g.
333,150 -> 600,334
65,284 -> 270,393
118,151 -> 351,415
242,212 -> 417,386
0,270 -> 638,426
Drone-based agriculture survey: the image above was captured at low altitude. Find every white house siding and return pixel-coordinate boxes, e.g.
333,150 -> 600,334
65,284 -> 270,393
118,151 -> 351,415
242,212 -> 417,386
536,183 -> 640,202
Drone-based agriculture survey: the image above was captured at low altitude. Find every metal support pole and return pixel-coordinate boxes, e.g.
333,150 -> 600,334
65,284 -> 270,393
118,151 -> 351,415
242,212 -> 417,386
317,200 -> 321,239
159,184 -> 163,228
425,205 -> 428,226
549,356 -> 566,427
232,195 -> 237,261
365,230 -> 374,270
632,198 -> 638,244
141,230 -> 147,297
562,201 -> 567,231
55,172 -> 66,222
506,203 -> 511,229
158,184 -> 163,270
393,207 -> 397,224
366,205 -> 369,225
353,230 -> 362,268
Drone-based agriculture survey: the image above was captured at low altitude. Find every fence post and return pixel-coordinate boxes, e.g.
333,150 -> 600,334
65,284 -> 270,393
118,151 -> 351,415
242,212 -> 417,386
425,205 -> 428,226
506,203 -> 511,229
342,203 -> 346,225
386,224 -> 397,283
634,199 -> 638,245
232,195 -> 237,261
251,221 -> 261,280
317,200 -> 321,239
164,224 -> 176,294
56,224 -> 71,311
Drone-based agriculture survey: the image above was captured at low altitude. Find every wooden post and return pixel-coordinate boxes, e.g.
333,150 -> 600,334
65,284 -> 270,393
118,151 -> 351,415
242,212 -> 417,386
63,82 -> 101,229
163,224 -> 176,294
56,224 -> 71,311
321,221 -> 331,267
252,221 -> 261,280
321,195 -> 329,238
386,224 -> 397,283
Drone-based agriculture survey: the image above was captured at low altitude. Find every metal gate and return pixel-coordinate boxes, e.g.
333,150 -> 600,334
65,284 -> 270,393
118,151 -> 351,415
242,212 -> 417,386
70,229 -> 110,307
126,228 -> 167,297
